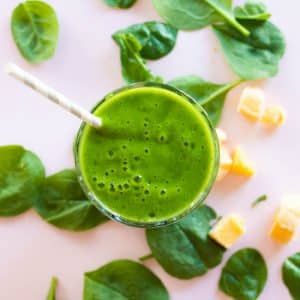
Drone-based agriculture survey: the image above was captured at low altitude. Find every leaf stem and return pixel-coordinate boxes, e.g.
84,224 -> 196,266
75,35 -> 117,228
205,0 -> 250,36
202,78 -> 243,105
139,253 -> 154,262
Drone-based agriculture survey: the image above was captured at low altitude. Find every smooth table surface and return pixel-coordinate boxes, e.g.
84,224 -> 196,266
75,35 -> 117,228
0,0 -> 299,299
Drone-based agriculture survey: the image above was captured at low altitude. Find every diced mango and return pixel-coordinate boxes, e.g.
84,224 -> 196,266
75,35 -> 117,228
261,105 -> 286,127
209,214 -> 246,248
217,146 -> 232,181
216,128 -> 227,144
270,207 -> 299,244
238,87 -> 265,121
231,146 -> 255,177
281,195 -> 300,218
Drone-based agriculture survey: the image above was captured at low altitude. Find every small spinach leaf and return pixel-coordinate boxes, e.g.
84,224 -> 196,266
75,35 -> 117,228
252,194 -> 268,207
0,145 -> 45,216
152,0 -> 249,36
113,33 -> 162,84
282,252 -> 300,300
146,205 -> 225,279
204,0 -> 249,36
219,248 -> 268,300
169,75 -> 241,126
104,0 -> 137,9
113,21 -> 178,60
11,0 -> 59,63
33,169 -> 107,231
213,20 -> 286,80
84,260 -> 169,300
46,277 -> 57,300
152,0 -> 219,31
234,1 -> 271,21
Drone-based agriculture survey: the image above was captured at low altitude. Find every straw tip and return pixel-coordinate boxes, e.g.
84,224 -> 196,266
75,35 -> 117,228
4,63 -> 17,75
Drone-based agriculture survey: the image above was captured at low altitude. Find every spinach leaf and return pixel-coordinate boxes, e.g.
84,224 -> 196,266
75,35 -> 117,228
234,1 -> 271,21
0,145 -> 45,216
33,169 -> 107,231
113,22 -> 178,60
146,205 -> 225,279
252,194 -> 268,207
113,33 -> 162,84
11,0 -> 59,63
213,20 -> 286,80
152,0 -> 219,31
84,260 -> 169,300
204,0 -> 250,36
104,0 -> 137,9
152,0 -> 249,36
282,252 -> 300,300
169,75 -> 241,126
219,248 -> 268,300
46,277 -> 57,300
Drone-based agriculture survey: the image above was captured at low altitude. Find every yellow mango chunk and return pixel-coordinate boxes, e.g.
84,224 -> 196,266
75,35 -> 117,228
217,146 -> 232,181
270,207 -> 299,244
281,195 -> 300,218
209,214 -> 246,248
238,87 -> 265,121
261,105 -> 286,127
231,146 -> 255,177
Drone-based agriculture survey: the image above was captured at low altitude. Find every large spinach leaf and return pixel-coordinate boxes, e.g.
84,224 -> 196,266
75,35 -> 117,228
169,75 -> 241,126
152,0 -> 249,36
219,248 -> 268,300
46,277 -> 57,300
0,145 -> 45,216
282,252 -> 300,300
84,260 -> 169,300
113,21 -> 178,60
113,33 -> 162,84
104,0 -> 137,9
234,0 -> 271,21
213,20 -> 285,80
146,205 -> 225,279
33,169 -> 107,231
11,0 -> 59,63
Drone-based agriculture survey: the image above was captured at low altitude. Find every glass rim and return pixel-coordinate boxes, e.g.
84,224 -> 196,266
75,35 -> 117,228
74,82 -> 220,228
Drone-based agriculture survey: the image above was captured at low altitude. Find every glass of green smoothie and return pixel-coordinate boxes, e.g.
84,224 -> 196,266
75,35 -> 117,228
74,82 -> 219,228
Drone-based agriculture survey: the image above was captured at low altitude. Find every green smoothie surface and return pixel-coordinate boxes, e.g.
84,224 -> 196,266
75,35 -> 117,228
78,86 -> 218,224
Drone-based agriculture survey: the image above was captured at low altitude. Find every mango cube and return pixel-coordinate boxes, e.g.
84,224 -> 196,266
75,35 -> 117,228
238,87 -> 265,121
217,146 -> 232,181
281,195 -> 300,218
231,146 -> 255,177
270,206 -> 299,244
209,214 -> 246,248
261,105 -> 286,127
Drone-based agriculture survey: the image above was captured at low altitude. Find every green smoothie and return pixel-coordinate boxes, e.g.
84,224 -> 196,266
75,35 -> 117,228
77,85 -> 218,225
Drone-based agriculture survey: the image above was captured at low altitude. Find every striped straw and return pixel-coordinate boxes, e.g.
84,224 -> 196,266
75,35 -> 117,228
5,63 -> 102,129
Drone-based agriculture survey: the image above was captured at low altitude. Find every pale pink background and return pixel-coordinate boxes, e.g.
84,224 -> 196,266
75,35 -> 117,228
0,0 -> 299,299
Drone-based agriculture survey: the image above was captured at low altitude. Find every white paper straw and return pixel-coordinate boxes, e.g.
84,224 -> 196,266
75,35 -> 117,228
4,63 -> 102,129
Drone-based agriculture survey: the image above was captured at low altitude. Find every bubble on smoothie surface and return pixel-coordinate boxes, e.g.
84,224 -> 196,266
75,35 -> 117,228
133,175 -> 143,183
124,183 -> 130,189
149,212 -> 156,218
98,182 -> 105,189
108,150 -> 114,158
160,189 -> 167,197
